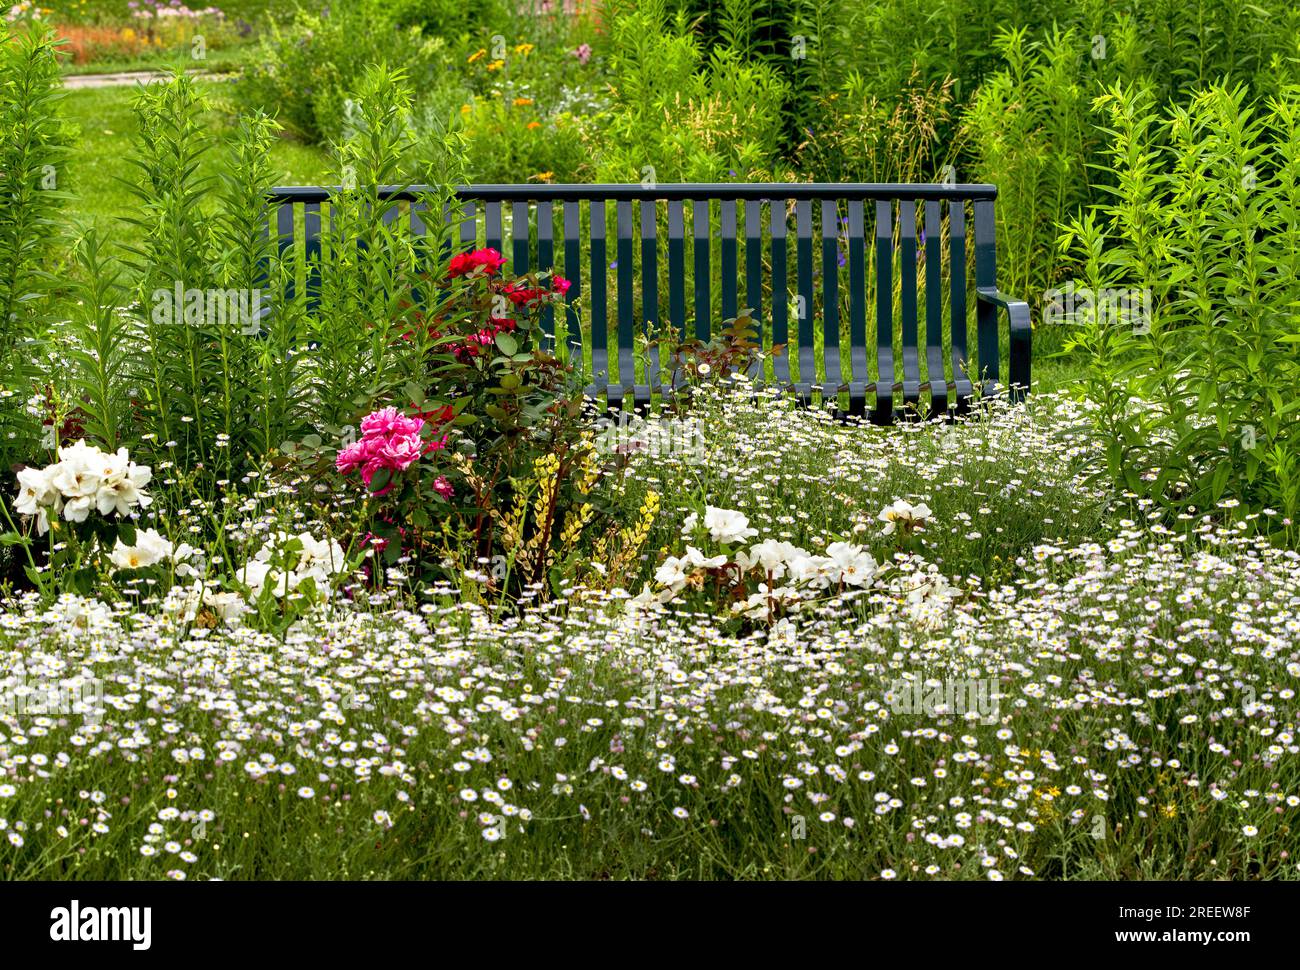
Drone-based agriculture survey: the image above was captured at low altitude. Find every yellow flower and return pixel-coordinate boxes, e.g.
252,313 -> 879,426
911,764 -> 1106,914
486,59 -> 504,72
530,171 -> 554,182
526,121 -> 542,130
121,27 -> 136,41
514,43 -> 534,56
467,48 -> 486,64
1162,804 -> 1178,818
460,104 -> 472,114
513,97 -> 534,107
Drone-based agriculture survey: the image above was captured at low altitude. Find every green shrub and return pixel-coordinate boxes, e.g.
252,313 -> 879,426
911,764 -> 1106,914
233,1 -> 450,144
799,66 -> 959,184
386,0 -> 512,38
596,0 -> 788,182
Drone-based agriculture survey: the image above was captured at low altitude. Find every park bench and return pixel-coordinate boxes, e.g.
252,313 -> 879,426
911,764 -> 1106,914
268,183 -> 1030,423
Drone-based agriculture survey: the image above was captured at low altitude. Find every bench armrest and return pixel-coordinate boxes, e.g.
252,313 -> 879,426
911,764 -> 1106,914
976,287 -> 1031,399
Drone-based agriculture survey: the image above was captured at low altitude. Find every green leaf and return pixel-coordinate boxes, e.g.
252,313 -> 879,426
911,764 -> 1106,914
71,567 -> 97,596
495,333 -> 519,356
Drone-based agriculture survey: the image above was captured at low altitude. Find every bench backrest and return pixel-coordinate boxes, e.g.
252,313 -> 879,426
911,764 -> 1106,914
268,183 -> 1017,420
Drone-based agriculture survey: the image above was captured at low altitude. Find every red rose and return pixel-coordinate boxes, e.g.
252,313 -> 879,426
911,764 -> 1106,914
448,247 -> 507,279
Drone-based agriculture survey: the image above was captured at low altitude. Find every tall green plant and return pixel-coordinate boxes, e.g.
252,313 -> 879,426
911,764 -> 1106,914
1060,82 -> 1300,525
212,109 -> 303,462
118,74 -> 292,486
964,26 -> 1101,309
0,22 -> 69,471
306,66 -> 429,430
58,228 -> 131,453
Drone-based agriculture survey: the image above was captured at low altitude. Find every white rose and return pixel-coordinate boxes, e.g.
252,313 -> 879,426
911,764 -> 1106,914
237,560 -> 279,598
14,465 -> 58,516
788,554 -> 836,589
738,539 -> 807,579
208,592 -> 249,622
702,506 -> 758,544
825,541 -> 877,587
653,555 -> 690,592
683,545 -> 727,569
109,528 -> 174,570
95,448 -> 153,517
878,499 -> 933,535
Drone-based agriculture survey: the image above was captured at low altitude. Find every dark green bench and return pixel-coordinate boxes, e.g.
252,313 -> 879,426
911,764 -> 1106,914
268,183 -> 1030,423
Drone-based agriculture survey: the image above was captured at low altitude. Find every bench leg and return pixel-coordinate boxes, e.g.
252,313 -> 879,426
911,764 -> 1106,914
872,387 -> 894,426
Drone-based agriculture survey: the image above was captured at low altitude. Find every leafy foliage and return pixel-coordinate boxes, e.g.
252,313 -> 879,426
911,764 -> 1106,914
1061,82 -> 1300,526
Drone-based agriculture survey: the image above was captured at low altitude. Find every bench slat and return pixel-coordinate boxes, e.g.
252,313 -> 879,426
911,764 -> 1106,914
847,199 -> 868,414
795,199 -> 814,400
616,199 -> 636,394
744,199 -> 763,380
589,200 -> 611,406
512,201 -> 529,276
899,200 -> 921,410
304,202 -> 322,312
949,201 -> 972,408
276,199 -> 296,304
924,199 -> 948,416
720,199 -> 738,321
485,201 -> 503,254
874,200 -> 894,424
537,200 -> 554,346
769,202 -> 790,386
642,201 -> 661,393
668,200 -> 686,352
459,200 -> 476,251
821,199 -> 842,400
973,199 -> 999,397
693,199 -> 710,343
563,199 -> 582,364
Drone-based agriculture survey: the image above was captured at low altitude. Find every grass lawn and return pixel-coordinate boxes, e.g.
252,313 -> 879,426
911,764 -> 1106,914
60,80 -> 332,238
60,42 -> 263,76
